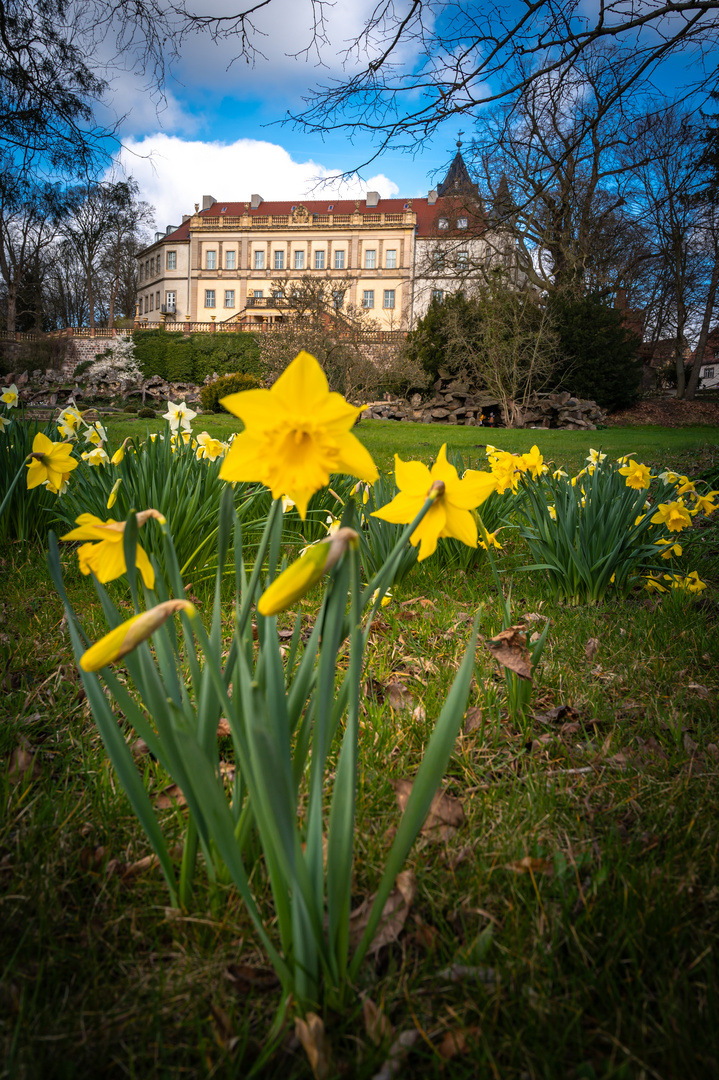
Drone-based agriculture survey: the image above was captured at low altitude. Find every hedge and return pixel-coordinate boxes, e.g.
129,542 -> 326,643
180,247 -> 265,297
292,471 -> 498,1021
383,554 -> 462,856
132,330 -> 264,384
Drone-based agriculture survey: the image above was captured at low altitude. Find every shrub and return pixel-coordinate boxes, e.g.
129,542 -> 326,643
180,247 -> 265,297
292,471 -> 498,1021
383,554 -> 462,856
123,403 -> 138,413
200,372 -> 262,413
132,329 -> 264,383
165,339 -> 194,382
73,359 -> 94,378
138,406 -> 157,418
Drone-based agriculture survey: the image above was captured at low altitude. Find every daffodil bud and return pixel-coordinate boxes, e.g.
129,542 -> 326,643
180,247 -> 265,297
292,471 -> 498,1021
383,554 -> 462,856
428,479 -> 446,499
258,527 -> 358,617
80,599 -> 196,671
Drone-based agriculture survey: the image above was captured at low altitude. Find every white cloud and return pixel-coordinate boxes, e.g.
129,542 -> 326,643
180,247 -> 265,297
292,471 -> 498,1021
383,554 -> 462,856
114,134 -> 401,229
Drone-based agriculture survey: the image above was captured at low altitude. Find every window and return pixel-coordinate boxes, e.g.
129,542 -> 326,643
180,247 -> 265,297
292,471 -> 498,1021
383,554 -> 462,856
274,250 -> 284,270
457,217 -> 468,229
362,290 -> 374,308
383,289 -> 395,309
457,250 -> 469,269
294,250 -> 304,270
156,291 -> 161,309
314,250 -> 325,269
206,250 -> 216,270
332,290 -> 344,310
224,290 -> 235,308
145,260 -> 149,277
149,294 -> 154,311
139,298 -> 143,314
704,367 -> 715,379
150,257 -> 155,276
432,289 -> 444,303
226,250 -> 236,270
432,251 -> 445,270
166,291 -> 176,311
167,250 -> 177,270
334,249 -> 345,270
438,217 -> 449,229
205,289 -> 216,308
364,249 -> 376,269
254,250 -> 265,269
253,289 -> 263,298
385,249 -> 397,269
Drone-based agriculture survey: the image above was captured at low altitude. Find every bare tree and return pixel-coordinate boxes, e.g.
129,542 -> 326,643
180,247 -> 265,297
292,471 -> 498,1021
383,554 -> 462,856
0,170 -> 65,331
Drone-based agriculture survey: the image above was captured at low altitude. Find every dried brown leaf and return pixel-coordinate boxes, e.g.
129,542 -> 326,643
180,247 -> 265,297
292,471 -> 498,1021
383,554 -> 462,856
362,997 -> 394,1046
688,683 -> 711,699
585,637 -> 600,661
295,1012 -> 332,1080
504,856 -> 552,875
437,1026 -> 482,1060
485,625 -> 532,680
130,737 -> 150,759
393,779 -> 465,841
217,718 -> 231,737
225,963 -> 280,992
349,870 -> 416,954
463,706 -> 482,735
154,783 -> 187,809
386,681 -> 415,712
8,743 -> 39,783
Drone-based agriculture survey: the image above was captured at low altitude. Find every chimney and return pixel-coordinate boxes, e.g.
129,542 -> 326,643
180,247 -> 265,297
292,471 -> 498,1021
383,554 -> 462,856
202,195 -> 217,210
182,214 -> 190,223
250,194 -> 263,209
427,189 -> 438,204
365,191 -> 379,207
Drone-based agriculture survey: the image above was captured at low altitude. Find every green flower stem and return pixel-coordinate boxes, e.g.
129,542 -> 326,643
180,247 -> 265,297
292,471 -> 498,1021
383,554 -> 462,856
0,457 -> 30,521
360,493 -> 438,611
238,496 -> 281,637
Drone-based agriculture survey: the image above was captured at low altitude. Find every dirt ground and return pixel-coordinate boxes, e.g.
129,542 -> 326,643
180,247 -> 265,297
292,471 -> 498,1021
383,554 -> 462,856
606,397 -> 719,427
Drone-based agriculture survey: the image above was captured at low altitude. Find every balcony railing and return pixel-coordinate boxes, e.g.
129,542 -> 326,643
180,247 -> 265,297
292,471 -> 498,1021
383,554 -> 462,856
194,210 -> 414,230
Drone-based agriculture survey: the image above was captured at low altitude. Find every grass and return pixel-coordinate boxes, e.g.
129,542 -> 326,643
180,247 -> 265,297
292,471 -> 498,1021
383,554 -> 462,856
104,414 -> 719,477
1,424 -> 719,1079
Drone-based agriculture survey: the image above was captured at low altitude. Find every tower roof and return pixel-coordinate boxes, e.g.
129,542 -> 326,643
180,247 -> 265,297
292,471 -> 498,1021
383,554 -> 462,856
436,147 -> 479,197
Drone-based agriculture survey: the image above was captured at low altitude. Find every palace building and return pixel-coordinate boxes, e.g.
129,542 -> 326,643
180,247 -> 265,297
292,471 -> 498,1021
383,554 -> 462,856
135,149 -> 514,331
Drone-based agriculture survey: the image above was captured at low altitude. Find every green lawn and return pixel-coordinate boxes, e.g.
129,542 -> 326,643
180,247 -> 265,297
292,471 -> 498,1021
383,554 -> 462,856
2,421 -> 719,1079
107,414 -> 719,476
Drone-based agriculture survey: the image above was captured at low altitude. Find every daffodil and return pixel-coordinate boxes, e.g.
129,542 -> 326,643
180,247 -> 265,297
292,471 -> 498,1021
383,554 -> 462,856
82,447 -> 110,466
61,510 -> 164,589
44,471 -> 72,495
25,433 -> 78,491
691,490 -> 718,516
352,480 -> 370,504
674,476 -> 696,495
0,415 -> 11,431
479,529 -> 503,550
616,453 -> 636,465
84,421 -> 107,446
520,445 -> 544,479
659,470 -> 680,485
281,495 -> 296,513
586,448 -> 606,465
219,350 -> 378,519
552,468 -> 567,480
80,599 -> 196,671
644,575 -> 667,593
258,527 -> 358,616
650,500 -> 692,533
1,383 -> 18,408
162,400 -> 197,432
656,538 -> 682,559
489,450 -> 521,494
548,504 -> 557,520
663,571 -> 707,593
373,444 -> 497,561
196,431 -> 225,461
57,407 -> 83,438
110,439 -> 131,466
619,460 -> 653,490
107,477 -> 123,509
370,588 -> 393,608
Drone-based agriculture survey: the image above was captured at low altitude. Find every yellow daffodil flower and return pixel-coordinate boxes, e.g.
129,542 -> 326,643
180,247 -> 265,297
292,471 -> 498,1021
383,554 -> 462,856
281,495 -> 295,513
80,599 -> 196,671
586,448 -> 606,465
619,460 -> 653,490
1,383 -> 18,407
107,477 -> 122,509
479,529 -> 503,550
195,431 -> 225,461
656,538 -> 682,559
372,444 -> 497,561
61,510 -> 164,589
520,445 -> 544,479
57,407 -> 82,438
84,422 -> 107,446
674,476 -> 695,495
352,480 -> 371,504
162,400 -> 197,432
45,471 -> 72,495
659,470 -> 680,484
552,468 -> 567,480
25,433 -> 78,491
489,450 -> 521,494
1,415 -> 12,431
110,439 -> 129,465
82,447 -> 110,466
616,453 -> 636,465
644,575 -> 667,592
258,527 -> 358,616
325,513 -> 340,537
219,350 -> 378,519
548,504 -> 557,520
692,490 -> 718,516
650,500 -> 692,533
371,588 -> 393,607
663,571 -> 707,593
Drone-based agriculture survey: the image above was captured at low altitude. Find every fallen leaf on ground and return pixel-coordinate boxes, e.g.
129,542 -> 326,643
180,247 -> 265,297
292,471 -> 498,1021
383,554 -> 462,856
523,612 -> 547,623
363,997 -> 394,1045
534,704 -> 579,725
130,737 -> 150,758
485,625 -> 532,680
463,706 -> 482,734
504,856 -> 552,875
411,702 -> 426,723
295,1012 -> 332,1080
225,963 -> 280,992
154,783 -> 187,809
386,681 -> 415,712
350,870 -> 416,954
687,683 -> 711,699
372,1030 -> 420,1080
437,1026 -> 482,1059
217,718 -> 231,737
210,1002 -> 238,1050
585,637 -> 600,660
8,743 -> 39,783
393,779 -> 465,841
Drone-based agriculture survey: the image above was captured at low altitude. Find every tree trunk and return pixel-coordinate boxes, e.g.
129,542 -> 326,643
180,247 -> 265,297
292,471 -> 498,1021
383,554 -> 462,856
6,279 -> 17,333
87,265 -> 95,328
675,298 -> 687,399
686,256 -> 719,400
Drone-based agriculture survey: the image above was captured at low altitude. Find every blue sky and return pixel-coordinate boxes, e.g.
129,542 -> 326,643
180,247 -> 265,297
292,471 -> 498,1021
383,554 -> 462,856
105,0 -> 715,230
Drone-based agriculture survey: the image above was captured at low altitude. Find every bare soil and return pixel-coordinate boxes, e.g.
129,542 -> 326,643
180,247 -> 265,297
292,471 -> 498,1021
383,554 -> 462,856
606,397 -> 719,427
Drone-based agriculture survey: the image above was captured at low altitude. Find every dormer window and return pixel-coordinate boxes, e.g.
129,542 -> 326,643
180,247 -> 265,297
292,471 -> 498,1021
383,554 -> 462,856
328,205 -> 334,210
438,217 -> 449,229
457,217 -> 468,229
